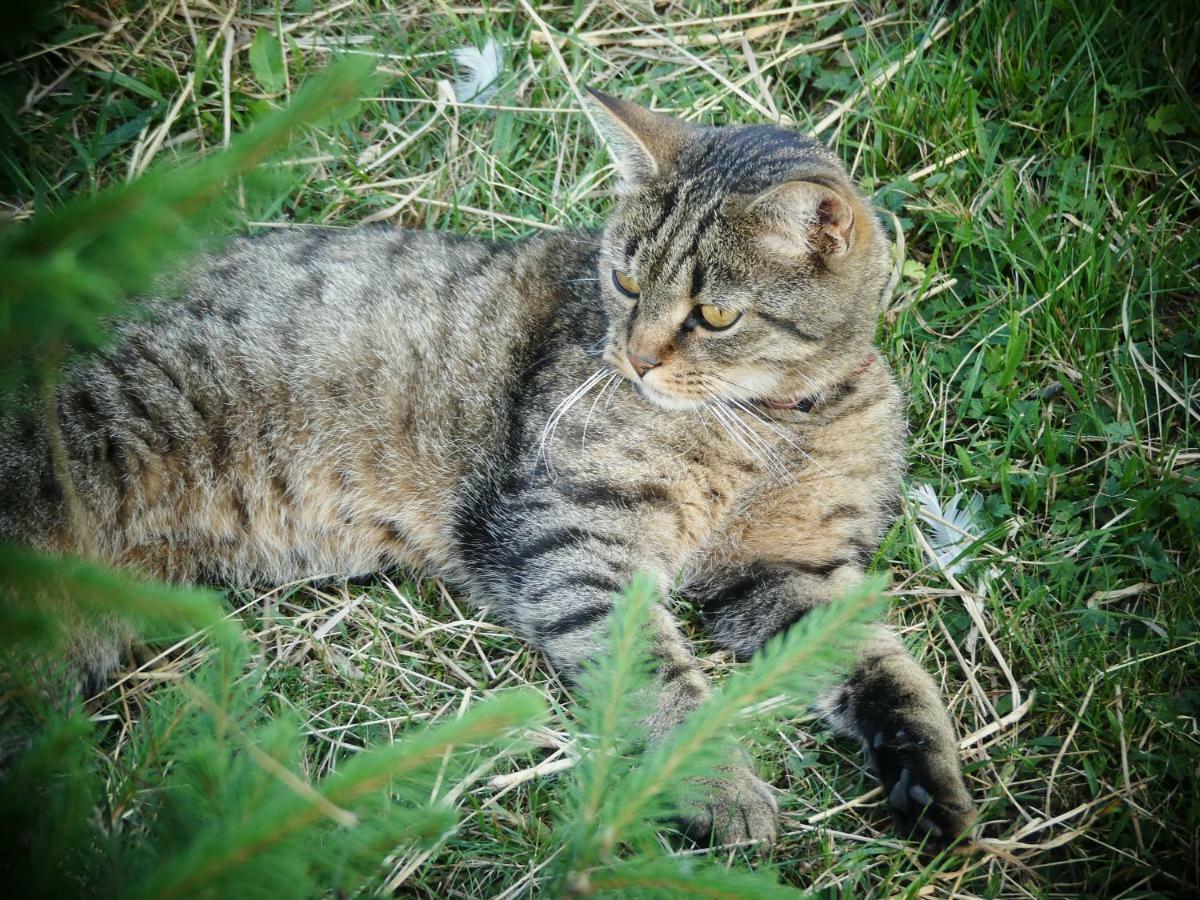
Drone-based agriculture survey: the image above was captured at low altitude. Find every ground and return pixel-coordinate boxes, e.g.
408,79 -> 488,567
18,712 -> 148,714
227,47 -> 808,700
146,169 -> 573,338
4,1 -> 1198,897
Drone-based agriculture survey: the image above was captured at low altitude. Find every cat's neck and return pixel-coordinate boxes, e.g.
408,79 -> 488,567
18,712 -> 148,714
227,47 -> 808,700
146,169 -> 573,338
759,352 -> 878,412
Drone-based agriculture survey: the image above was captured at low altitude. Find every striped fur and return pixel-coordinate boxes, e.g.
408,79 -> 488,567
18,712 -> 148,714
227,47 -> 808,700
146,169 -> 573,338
0,93 -> 973,845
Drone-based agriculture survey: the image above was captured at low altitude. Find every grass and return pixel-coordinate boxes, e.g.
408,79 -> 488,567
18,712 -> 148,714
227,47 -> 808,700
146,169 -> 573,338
3,0 -> 1198,896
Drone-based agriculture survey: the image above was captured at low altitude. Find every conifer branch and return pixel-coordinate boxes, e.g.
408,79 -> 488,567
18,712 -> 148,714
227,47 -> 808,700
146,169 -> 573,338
587,855 -> 804,897
598,578 -> 883,851
127,691 -> 544,900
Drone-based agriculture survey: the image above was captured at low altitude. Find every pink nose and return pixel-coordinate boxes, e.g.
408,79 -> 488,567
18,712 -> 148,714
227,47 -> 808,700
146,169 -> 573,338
627,351 -> 660,378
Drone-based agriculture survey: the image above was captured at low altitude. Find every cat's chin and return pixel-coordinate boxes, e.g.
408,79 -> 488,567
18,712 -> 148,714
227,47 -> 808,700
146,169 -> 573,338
633,382 -> 707,411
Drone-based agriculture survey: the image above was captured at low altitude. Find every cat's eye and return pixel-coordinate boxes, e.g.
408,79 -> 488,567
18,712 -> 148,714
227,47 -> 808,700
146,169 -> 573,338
697,304 -> 741,330
612,269 -> 641,298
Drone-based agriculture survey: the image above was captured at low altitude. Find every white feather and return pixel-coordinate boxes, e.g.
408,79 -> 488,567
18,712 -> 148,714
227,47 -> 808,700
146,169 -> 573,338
913,482 -> 983,577
452,39 -> 503,103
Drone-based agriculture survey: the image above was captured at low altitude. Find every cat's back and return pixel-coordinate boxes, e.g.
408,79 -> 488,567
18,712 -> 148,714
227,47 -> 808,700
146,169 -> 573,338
0,225 -> 591,582
170,226 -> 516,365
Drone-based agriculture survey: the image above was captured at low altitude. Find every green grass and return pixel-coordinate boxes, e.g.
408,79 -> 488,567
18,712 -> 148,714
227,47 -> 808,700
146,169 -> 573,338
3,1 -> 1198,896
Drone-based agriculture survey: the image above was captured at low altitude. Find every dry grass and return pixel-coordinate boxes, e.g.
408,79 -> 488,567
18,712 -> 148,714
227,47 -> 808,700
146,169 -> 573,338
6,1 -> 1198,896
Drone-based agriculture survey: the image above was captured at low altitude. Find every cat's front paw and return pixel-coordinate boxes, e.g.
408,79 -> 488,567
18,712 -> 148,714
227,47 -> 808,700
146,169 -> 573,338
677,763 -> 779,848
870,727 -> 975,844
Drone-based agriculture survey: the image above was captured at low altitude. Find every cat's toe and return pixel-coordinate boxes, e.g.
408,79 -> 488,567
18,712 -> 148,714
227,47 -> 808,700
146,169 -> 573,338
872,729 -> 975,845
678,764 -> 779,848
886,765 -> 974,843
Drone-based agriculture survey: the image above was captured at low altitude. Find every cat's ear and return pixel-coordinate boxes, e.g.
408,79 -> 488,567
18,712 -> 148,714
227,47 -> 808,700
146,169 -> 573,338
585,88 -> 693,185
744,178 -> 858,261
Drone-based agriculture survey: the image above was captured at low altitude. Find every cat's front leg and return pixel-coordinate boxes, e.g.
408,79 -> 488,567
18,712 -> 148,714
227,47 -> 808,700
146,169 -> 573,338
529,566 -> 779,846
469,497 -> 778,846
689,562 -> 975,844
821,625 -> 975,842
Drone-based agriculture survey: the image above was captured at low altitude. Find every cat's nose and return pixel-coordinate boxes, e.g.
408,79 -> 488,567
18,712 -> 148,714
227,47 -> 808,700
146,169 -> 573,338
627,351 -> 660,378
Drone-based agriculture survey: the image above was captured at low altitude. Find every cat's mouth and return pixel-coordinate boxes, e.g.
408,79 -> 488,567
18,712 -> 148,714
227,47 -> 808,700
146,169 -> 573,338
604,351 -> 705,410
609,356 -> 766,412
604,345 -> 829,413
631,379 -> 708,411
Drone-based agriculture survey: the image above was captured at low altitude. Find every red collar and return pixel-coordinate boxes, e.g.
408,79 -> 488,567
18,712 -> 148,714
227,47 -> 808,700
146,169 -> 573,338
760,353 -> 877,411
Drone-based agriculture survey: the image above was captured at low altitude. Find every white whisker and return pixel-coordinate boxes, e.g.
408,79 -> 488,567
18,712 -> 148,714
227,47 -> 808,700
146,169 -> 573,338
701,374 -> 824,474
724,395 -> 823,473
602,369 -> 624,411
703,390 -> 779,474
703,388 -> 793,478
706,403 -> 755,462
537,368 -> 608,476
580,371 -> 620,449
710,370 -> 822,406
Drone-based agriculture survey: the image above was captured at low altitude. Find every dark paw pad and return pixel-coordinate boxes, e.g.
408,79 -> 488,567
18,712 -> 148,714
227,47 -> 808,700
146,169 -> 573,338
870,729 -> 975,845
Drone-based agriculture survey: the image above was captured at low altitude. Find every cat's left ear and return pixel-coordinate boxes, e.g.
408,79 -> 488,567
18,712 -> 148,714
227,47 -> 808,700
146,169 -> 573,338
743,178 -> 859,261
585,88 -> 694,186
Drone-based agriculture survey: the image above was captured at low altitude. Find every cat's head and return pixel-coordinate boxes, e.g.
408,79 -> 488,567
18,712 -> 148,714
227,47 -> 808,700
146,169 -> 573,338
588,90 -> 889,411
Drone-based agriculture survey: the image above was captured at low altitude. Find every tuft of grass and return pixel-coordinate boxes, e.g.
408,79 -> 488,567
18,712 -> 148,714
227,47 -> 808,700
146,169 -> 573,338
2,1 -> 1197,896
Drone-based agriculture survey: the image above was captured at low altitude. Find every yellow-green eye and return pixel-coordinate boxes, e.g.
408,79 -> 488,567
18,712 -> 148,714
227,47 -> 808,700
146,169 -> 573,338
612,269 -> 641,297
697,304 -> 740,329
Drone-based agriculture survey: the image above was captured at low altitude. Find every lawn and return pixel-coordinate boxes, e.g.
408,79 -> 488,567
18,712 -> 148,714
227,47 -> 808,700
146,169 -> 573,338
2,1 -> 1197,896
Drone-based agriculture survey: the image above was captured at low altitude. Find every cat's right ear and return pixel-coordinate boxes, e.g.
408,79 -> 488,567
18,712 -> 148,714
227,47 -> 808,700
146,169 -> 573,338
585,89 -> 693,187
742,178 -> 860,261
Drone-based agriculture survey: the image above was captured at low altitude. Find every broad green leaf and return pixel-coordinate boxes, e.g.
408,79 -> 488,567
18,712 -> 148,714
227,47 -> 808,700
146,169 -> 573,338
249,28 -> 286,94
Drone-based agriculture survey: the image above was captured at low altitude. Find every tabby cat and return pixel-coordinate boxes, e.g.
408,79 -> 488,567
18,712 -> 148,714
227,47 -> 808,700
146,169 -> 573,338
0,90 -> 975,845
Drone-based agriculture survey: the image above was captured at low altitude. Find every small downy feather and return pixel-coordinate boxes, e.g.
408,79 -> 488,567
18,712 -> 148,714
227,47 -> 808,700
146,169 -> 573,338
452,38 -> 503,103
912,482 -> 983,577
